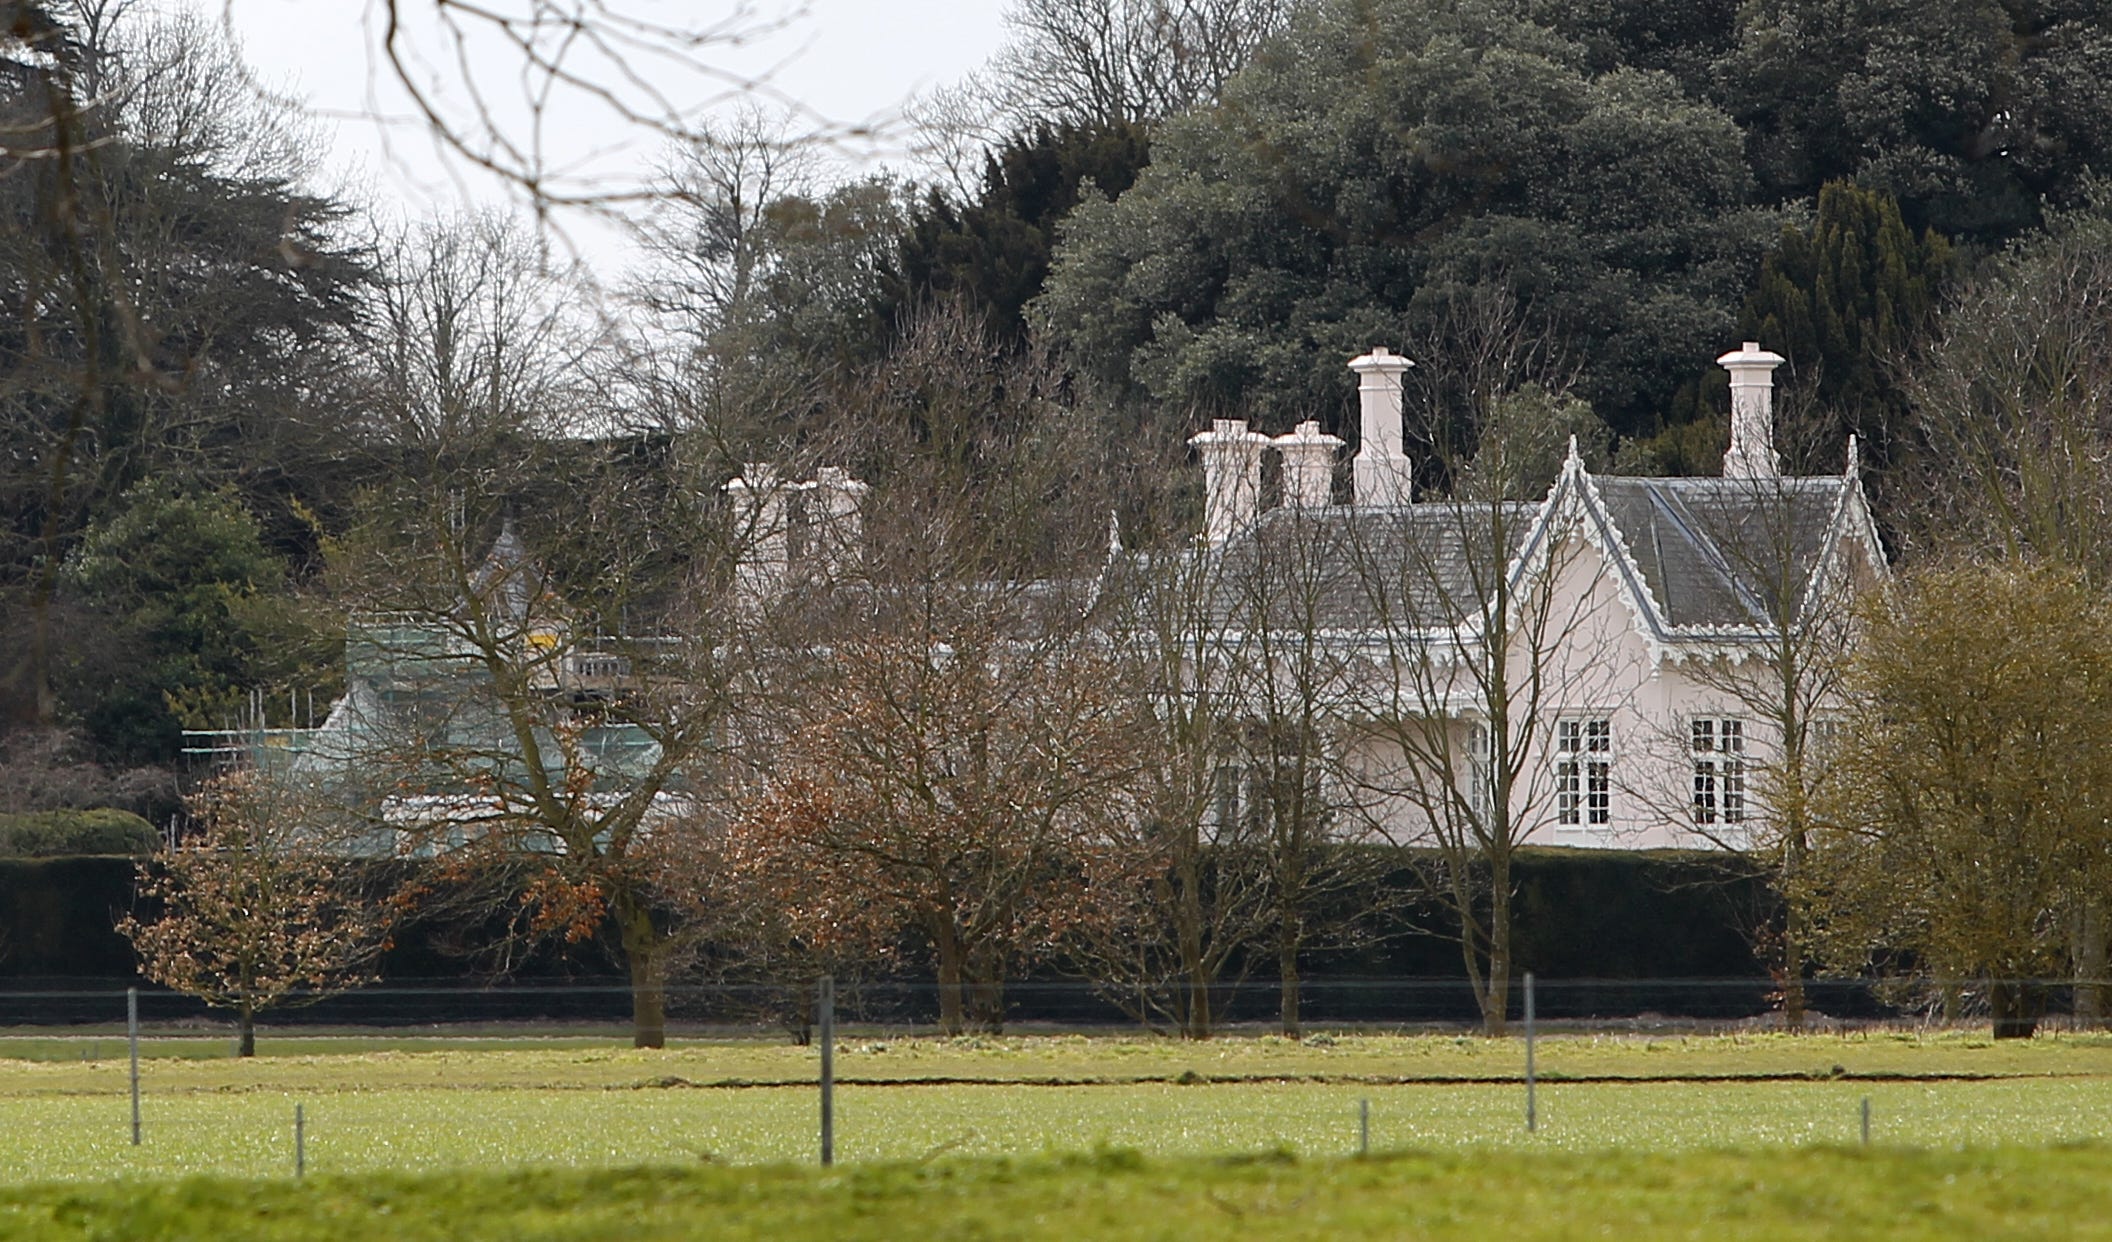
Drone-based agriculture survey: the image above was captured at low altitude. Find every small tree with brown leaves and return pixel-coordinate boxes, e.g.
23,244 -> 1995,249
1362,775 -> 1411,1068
120,771 -> 388,1056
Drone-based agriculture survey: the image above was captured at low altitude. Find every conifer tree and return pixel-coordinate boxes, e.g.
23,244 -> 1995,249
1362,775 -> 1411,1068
1737,183 -> 1954,470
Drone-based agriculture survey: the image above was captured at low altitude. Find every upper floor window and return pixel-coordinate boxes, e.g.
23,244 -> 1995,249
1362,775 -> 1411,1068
1692,717 -> 1746,825
1556,717 -> 1611,826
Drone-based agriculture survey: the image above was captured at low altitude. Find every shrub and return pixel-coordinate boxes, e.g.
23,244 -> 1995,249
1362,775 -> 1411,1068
0,809 -> 159,857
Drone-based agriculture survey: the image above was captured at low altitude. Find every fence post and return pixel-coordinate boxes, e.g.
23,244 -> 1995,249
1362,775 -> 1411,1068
127,987 -> 140,1146
296,1103 -> 306,1178
1358,1097 -> 1370,1156
1860,1096 -> 1870,1147
1524,971 -> 1537,1134
818,975 -> 835,1167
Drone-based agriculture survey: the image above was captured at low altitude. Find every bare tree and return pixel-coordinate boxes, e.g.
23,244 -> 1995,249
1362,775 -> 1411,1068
992,0 -> 1288,130
905,0 -> 1286,192
746,618 -> 1142,1035
364,212 -> 601,444
1074,483 -> 1276,1038
1226,502 -> 1389,1038
119,770 -> 388,1056
320,1 -> 872,224
631,108 -> 816,347
1337,302 -> 1632,1037
720,310 -> 1146,1035
296,217 -> 777,1049
1621,456 -> 1878,1029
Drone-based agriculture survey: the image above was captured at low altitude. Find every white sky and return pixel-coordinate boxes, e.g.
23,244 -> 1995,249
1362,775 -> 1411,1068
196,1 -> 1011,269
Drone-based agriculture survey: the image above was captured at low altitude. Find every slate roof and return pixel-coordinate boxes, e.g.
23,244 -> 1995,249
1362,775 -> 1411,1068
1588,475 -> 1850,631
1170,461 -> 1871,645
1206,501 -> 1539,632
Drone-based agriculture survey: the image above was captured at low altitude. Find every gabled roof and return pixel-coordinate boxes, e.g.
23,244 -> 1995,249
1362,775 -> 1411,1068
467,517 -> 542,623
1586,474 -> 1856,633
1172,451 -> 1879,650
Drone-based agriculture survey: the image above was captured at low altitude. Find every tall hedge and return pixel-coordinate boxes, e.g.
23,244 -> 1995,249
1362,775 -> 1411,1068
0,810 -> 158,858
1,848 -> 1770,986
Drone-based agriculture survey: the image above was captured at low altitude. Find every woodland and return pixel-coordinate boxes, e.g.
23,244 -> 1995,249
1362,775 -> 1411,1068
4,0 -> 2112,1043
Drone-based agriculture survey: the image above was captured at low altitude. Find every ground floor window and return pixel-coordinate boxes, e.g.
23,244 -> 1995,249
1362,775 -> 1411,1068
1691,717 -> 1745,825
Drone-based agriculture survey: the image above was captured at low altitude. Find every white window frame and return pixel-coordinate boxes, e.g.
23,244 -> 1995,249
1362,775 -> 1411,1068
1691,717 -> 1746,826
1466,722 -> 1492,827
1556,716 -> 1612,827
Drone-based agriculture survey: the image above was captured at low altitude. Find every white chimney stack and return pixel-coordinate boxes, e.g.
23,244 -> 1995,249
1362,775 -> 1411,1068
1189,418 -> 1271,546
808,465 -> 868,580
1273,420 -> 1344,509
1348,346 -> 1415,506
725,463 -> 790,610
1718,341 -> 1786,480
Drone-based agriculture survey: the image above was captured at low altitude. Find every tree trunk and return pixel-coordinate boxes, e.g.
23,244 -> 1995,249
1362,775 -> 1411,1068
2077,901 -> 2106,1030
1780,833 -> 1808,1031
1278,934 -> 1301,1039
1185,972 -> 1214,1041
1990,979 -> 2040,1040
934,924 -> 966,1036
237,998 -> 256,1058
616,899 -> 667,1049
1176,857 -> 1212,1039
1481,857 -> 1512,1038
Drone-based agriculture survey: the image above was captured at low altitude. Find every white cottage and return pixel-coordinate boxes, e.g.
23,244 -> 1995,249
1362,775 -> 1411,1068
1177,343 -> 1884,852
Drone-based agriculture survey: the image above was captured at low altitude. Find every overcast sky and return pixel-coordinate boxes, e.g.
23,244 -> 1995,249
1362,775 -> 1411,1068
197,1 -> 1011,267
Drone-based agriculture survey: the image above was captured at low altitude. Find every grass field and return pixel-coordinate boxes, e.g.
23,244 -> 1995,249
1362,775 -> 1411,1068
2,1030 -> 2111,1183
7,1146 -> 2112,1240
4,1032 -> 2111,1239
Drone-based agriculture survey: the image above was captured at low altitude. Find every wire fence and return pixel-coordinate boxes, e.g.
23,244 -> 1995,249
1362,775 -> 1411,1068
3,977 -> 2109,1183
3,975 -> 2109,1033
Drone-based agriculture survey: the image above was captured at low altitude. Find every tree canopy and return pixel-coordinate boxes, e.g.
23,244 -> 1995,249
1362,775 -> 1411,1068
1033,0 -> 1783,437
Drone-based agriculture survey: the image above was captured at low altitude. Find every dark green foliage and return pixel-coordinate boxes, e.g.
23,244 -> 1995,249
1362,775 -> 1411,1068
0,855 -> 142,975
1033,0 -> 1783,438
1318,848 -> 1769,982
0,808 -> 156,857
0,6 -> 375,729
1738,183 -> 1954,470
1531,0 -> 1739,85
1713,0 -> 2112,245
889,120 -> 1152,348
1,848 -> 1769,986
59,482 -> 335,766
1506,848 -> 1768,978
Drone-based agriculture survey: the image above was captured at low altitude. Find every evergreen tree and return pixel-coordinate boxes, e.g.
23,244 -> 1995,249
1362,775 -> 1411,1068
1033,0 -> 1781,436
59,483 -> 333,768
1739,182 -> 1954,469
889,120 -> 1151,349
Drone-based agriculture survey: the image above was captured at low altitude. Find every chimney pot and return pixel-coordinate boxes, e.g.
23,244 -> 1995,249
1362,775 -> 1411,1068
1348,347 -> 1416,506
726,465 -> 790,610
1189,418 -> 1271,545
1717,342 -> 1787,479
1273,419 -> 1345,509
808,466 -> 868,580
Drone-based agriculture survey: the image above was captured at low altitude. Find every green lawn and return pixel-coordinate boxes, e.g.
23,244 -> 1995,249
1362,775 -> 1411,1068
1,1031 -> 2111,1181
6,1146 -> 2112,1241
4,1033 -> 2110,1237
5,1028 -> 2109,1092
